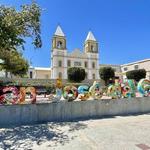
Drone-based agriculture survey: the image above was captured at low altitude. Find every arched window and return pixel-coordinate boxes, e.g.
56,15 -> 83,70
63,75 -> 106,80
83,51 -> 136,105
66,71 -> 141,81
57,41 -> 62,49
91,45 -> 94,51
58,60 -> 62,67
92,62 -> 95,69
85,61 -> 88,68
58,72 -> 62,79
92,74 -> 95,79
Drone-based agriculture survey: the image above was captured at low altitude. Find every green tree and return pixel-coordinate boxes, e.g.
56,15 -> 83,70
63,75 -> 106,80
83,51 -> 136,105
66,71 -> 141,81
0,2 -> 42,76
67,67 -> 86,82
126,69 -> 146,82
99,67 -> 115,85
0,50 -> 29,77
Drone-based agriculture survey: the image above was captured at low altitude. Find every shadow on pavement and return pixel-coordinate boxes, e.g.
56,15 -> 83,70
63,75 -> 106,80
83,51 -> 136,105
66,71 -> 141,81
0,122 -> 87,150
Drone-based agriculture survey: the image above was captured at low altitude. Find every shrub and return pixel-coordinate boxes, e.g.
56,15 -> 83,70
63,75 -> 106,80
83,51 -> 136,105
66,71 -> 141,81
99,67 -> 115,85
67,67 -> 86,82
126,69 -> 146,82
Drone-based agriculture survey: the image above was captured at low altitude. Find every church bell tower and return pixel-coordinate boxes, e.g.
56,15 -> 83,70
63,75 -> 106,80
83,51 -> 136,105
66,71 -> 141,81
84,31 -> 98,53
84,31 -> 100,79
51,25 -> 67,79
52,25 -> 66,50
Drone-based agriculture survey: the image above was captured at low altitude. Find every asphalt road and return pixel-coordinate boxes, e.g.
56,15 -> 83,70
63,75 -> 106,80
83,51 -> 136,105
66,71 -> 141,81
0,114 -> 150,150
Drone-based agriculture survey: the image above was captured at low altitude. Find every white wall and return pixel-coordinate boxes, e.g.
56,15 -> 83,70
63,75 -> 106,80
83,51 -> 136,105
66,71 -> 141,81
0,97 -> 150,127
121,60 -> 150,80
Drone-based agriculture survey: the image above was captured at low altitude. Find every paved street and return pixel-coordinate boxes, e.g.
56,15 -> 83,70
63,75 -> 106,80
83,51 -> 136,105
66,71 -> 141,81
1,114 -> 150,150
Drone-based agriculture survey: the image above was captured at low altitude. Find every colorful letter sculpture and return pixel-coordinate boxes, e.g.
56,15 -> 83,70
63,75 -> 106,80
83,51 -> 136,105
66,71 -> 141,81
19,87 -> 36,104
0,78 -> 150,105
107,80 -> 122,99
137,79 -> 150,97
89,81 -> 103,100
122,79 -> 136,98
63,86 -> 78,101
0,86 -> 36,105
26,87 -> 36,104
55,88 -> 62,100
56,78 -> 63,89
54,78 -> 63,101
0,86 -> 19,104
19,87 -> 26,104
78,85 -> 89,100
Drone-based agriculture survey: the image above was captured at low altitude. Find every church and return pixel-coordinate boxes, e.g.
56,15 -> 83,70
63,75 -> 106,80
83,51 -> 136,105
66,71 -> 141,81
27,25 -> 100,80
51,25 -> 99,79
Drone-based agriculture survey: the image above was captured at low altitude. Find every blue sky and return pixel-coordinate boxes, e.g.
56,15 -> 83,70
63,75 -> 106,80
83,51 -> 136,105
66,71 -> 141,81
1,0 -> 150,67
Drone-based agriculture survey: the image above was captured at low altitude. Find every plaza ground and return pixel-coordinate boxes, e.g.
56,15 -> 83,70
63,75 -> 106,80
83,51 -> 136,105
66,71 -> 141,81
0,114 -> 150,150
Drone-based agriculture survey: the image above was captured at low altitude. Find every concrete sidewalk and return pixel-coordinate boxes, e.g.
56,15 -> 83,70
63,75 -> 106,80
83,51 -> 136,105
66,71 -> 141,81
1,114 -> 150,150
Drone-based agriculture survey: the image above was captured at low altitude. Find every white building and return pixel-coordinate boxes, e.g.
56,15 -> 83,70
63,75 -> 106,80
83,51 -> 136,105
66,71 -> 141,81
121,59 -> 150,80
51,25 -> 100,80
28,67 -> 51,79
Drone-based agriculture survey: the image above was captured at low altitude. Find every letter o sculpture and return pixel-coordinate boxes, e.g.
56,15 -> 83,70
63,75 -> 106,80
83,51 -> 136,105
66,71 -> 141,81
137,79 -> 150,97
63,86 -> 78,101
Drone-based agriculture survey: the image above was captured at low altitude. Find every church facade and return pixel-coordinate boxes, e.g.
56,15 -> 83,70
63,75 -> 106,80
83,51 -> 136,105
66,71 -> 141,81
51,26 -> 100,79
